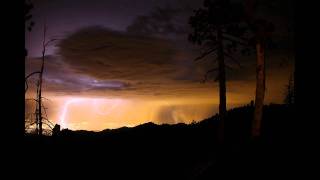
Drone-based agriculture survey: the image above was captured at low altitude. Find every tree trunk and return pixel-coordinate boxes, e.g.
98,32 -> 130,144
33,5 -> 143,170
35,80 -> 40,135
38,58 -> 44,136
253,41 -> 265,137
37,25 -> 47,136
217,27 -> 227,142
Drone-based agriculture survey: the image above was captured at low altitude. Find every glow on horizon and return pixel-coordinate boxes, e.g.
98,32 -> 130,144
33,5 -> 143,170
93,98 -> 123,116
58,97 -> 124,129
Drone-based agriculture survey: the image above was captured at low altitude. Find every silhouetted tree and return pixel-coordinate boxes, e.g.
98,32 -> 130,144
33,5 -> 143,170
24,0 -> 35,131
36,25 -> 58,135
25,0 -> 36,93
127,5 -> 187,35
25,0 -> 35,57
189,0 -> 249,141
244,0 -> 275,137
52,124 -> 61,136
25,0 -> 34,31
126,1 -> 200,37
26,24 -> 57,135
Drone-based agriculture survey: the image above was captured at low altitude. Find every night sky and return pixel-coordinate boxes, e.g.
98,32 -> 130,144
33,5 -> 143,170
25,0 -> 294,131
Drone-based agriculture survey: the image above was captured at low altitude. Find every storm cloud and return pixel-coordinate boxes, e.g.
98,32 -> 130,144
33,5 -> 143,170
44,26 -> 216,99
26,24 -> 293,102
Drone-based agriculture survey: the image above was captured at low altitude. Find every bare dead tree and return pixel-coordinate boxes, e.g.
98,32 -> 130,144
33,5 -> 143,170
25,23 -> 58,135
25,71 -> 41,93
37,24 -> 56,135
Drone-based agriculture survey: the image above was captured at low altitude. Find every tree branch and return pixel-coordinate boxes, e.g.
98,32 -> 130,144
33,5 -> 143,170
42,122 -> 54,129
222,35 -> 249,47
25,71 -> 41,93
41,104 -> 49,121
44,38 -> 60,47
223,33 -> 249,43
41,97 -> 51,102
25,81 -> 28,93
194,47 -> 218,61
224,52 -> 242,68
25,98 -> 38,102
25,71 -> 41,80
42,117 -> 53,125
25,122 -> 37,129
202,68 -> 218,83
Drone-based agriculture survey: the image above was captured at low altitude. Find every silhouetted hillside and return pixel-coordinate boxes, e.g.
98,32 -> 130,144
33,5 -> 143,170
23,104 -> 295,179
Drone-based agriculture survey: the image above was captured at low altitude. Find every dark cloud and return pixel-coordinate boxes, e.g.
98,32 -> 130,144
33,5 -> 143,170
50,26 -> 217,98
57,26 -> 176,78
26,0 -> 294,100
26,23 -> 294,101
25,55 -> 131,96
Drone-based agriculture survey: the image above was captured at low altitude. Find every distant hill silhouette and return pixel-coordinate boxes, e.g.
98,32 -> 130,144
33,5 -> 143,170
23,104 -> 295,179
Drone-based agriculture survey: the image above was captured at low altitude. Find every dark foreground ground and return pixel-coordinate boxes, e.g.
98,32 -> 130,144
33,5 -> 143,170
21,104 -> 296,179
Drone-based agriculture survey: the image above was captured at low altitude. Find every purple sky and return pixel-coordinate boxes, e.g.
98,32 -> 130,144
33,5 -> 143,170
26,0 -> 199,57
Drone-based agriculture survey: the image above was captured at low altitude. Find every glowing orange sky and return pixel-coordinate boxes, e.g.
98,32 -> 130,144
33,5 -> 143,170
25,65 -> 293,131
